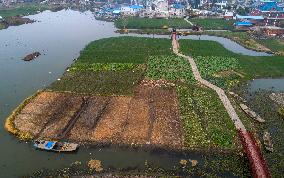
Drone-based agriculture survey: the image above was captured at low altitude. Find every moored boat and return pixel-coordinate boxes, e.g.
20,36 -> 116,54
34,140 -> 78,152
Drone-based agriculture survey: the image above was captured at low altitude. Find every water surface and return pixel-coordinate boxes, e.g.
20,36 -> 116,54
249,78 -> 284,93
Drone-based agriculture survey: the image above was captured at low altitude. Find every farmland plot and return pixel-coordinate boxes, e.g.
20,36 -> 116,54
12,82 -> 183,150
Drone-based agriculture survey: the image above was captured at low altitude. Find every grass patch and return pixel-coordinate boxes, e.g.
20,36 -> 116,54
257,38 -> 284,54
203,31 -> 269,52
190,18 -> 235,30
114,17 -> 191,29
77,37 -> 172,64
177,84 -> 237,149
146,55 -> 194,84
277,107 -> 284,119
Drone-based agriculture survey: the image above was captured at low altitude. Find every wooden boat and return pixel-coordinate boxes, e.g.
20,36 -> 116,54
34,140 -> 78,152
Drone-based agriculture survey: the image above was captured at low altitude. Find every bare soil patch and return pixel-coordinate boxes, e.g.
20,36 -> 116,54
11,81 -> 183,149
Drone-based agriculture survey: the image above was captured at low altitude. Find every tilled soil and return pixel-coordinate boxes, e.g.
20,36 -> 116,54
13,83 -> 183,149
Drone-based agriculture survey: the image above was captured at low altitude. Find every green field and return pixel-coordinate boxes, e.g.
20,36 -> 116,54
114,17 -> 191,29
257,38 -> 284,54
49,37 -> 172,95
177,84 -> 237,149
76,37 -> 172,64
146,55 -> 194,84
49,69 -> 144,95
202,31 -> 270,52
190,18 -> 235,30
0,4 -> 51,18
179,39 -> 284,81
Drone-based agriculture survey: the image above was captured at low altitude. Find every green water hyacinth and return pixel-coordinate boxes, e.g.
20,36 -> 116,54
146,55 -> 195,84
70,63 -> 138,72
194,56 -> 240,78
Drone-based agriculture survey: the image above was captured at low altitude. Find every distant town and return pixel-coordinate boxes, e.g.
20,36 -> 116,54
0,0 -> 284,36
1,0 -> 284,36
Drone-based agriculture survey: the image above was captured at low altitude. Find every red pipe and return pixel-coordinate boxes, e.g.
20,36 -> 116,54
238,130 -> 271,178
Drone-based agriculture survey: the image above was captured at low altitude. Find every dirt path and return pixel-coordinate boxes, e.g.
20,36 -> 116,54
172,37 -> 245,131
172,35 -> 271,177
184,17 -> 193,26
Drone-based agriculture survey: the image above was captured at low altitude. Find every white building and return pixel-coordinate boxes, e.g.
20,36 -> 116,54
169,4 -> 186,18
215,0 -> 227,9
153,0 -> 169,12
121,5 -> 143,16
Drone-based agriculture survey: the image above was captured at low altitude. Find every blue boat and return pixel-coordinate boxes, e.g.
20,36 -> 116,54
34,140 -> 78,152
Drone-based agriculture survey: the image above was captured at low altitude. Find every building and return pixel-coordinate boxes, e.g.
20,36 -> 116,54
224,11 -> 234,19
215,0 -> 227,10
121,5 -> 143,16
169,4 -> 186,18
235,21 -> 253,30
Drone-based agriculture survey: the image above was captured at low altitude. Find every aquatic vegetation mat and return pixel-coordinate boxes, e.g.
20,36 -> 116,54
194,56 -> 242,88
146,55 -> 194,84
48,37 -> 174,95
177,84 -> 238,150
76,36 -> 172,64
179,39 -> 284,81
48,70 -> 144,95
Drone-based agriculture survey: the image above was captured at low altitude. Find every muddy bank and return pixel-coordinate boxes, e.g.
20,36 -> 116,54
0,16 -> 35,30
7,83 -> 183,150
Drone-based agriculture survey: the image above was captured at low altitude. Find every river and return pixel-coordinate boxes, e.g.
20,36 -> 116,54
0,9 -> 271,177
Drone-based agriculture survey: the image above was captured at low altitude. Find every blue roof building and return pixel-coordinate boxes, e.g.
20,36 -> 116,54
260,2 -> 284,12
236,15 -> 264,20
129,5 -> 143,9
235,21 -> 253,26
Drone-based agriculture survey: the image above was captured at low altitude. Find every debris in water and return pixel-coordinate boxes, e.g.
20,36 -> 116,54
22,52 -> 41,61
263,131 -> 273,152
71,161 -> 81,166
179,159 -> 187,168
240,103 -> 265,123
88,159 -> 103,172
189,159 -> 198,167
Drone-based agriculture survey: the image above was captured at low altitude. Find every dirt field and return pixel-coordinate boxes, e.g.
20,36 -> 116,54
12,82 -> 183,150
